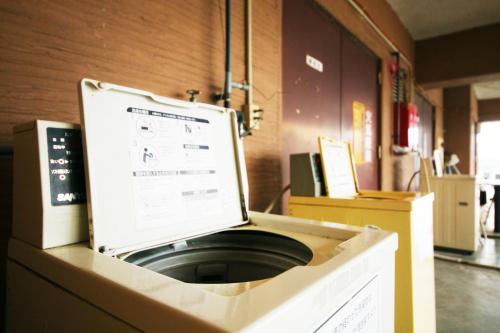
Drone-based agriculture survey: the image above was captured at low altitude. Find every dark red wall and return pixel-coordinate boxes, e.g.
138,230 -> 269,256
416,23 -> 500,87
282,0 -> 342,154
443,86 -> 476,174
282,0 -> 379,199
341,32 -> 379,189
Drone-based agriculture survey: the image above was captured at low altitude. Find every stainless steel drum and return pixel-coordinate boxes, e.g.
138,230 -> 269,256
124,230 -> 313,284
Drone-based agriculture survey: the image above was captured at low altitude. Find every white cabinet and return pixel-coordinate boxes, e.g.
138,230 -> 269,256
425,175 -> 479,252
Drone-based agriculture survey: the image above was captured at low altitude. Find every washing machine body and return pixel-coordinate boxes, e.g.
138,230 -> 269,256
7,80 -> 397,332
7,212 -> 396,332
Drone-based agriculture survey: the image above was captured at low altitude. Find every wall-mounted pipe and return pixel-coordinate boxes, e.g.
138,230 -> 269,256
223,0 -> 232,108
221,0 -> 249,106
394,51 -> 401,146
241,0 -> 262,133
245,0 -> 253,107
219,0 -> 257,136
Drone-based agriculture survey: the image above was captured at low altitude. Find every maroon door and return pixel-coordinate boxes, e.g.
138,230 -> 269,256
282,0 -> 380,211
282,0 -> 341,208
340,32 -> 380,190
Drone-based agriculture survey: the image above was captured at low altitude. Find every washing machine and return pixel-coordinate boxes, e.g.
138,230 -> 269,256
6,79 -> 397,332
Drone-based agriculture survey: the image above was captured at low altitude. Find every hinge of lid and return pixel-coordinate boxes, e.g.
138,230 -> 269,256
99,245 -> 117,256
378,145 -> 382,159
377,71 -> 382,85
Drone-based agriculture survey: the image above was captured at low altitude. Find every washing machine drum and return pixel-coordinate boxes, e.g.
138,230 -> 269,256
124,230 -> 313,284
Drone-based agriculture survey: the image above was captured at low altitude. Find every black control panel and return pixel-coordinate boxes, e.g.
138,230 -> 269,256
46,127 -> 86,206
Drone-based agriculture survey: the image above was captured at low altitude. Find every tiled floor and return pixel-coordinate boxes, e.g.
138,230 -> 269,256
435,259 -> 500,333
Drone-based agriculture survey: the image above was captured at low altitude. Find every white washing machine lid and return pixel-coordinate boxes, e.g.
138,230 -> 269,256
79,79 -> 249,256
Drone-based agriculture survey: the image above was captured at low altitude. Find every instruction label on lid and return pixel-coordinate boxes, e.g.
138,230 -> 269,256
127,107 -> 222,230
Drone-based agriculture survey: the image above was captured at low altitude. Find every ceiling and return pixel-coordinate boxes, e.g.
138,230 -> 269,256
474,81 -> 500,100
386,0 -> 500,40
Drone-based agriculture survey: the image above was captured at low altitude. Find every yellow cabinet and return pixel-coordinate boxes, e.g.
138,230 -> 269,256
289,191 -> 435,333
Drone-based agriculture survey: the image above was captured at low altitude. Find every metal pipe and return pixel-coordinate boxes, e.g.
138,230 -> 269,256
434,254 -> 500,272
223,0 -> 232,108
245,0 -> 253,106
264,184 -> 291,214
345,0 -> 412,68
395,52 -> 401,146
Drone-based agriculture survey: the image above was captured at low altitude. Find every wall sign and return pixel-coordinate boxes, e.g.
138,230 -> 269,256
306,54 -> 323,72
352,101 -> 373,164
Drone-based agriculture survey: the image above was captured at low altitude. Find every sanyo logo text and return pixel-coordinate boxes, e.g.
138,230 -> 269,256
57,193 -> 77,202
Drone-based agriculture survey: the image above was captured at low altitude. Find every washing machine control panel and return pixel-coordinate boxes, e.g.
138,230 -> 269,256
46,127 -> 86,206
12,120 -> 88,249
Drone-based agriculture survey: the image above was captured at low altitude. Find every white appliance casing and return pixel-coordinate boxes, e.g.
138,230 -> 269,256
12,120 -> 88,249
7,213 -> 397,332
7,79 -> 397,332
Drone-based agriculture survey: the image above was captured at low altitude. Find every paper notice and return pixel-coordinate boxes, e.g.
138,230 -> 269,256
127,107 -> 221,230
319,137 -> 358,198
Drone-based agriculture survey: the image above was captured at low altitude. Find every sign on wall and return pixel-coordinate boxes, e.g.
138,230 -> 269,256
352,101 -> 373,164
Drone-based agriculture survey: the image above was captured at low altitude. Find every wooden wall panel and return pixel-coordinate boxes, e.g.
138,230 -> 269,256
0,0 -> 282,211
443,85 -> 476,175
479,98 -> 500,122
416,23 -> 500,88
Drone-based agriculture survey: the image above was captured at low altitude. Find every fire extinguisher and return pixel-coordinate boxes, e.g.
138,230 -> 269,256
391,52 -> 419,149
394,102 -> 419,149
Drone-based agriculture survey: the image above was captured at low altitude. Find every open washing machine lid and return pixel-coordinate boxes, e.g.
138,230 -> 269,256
79,79 -> 249,256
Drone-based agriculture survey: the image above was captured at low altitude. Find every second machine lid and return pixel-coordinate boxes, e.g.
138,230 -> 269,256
79,79 -> 249,256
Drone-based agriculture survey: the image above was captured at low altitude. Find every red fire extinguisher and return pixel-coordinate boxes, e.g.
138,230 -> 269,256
394,102 -> 419,149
